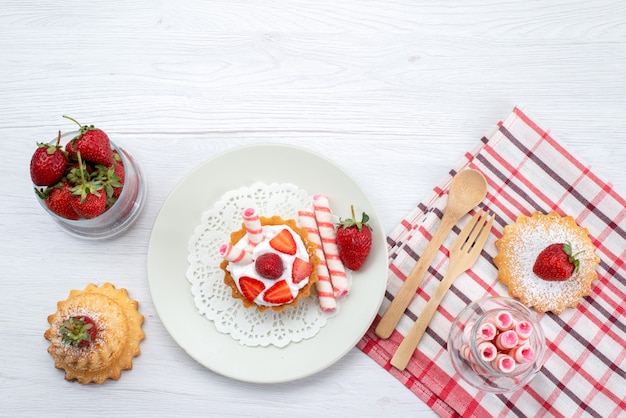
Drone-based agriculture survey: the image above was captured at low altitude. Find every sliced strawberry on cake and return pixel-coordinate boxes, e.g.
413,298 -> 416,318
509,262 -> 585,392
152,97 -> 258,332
219,211 -> 320,312
292,258 -> 313,284
263,280 -> 295,305
269,229 -> 297,255
238,277 -> 266,303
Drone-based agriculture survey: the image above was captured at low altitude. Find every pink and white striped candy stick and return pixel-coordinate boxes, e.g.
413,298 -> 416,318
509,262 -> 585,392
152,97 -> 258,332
463,322 -> 475,342
298,210 -> 336,312
508,344 -> 535,364
476,322 -> 497,341
313,195 -> 349,297
491,353 -> 516,373
219,243 -> 252,264
494,310 -> 515,331
459,343 -> 473,362
477,341 -> 498,362
471,361 -> 490,376
242,208 -> 264,247
494,329 -> 519,350
514,320 -> 534,341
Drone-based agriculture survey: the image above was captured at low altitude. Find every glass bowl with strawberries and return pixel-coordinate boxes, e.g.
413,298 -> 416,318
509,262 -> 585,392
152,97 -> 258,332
30,117 -> 147,239
447,296 -> 546,393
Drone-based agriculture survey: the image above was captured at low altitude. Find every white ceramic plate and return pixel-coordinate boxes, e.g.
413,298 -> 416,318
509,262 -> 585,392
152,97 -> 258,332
147,144 -> 388,383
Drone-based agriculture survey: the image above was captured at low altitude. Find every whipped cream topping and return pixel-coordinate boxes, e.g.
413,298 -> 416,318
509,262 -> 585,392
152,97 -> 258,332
226,224 -> 310,306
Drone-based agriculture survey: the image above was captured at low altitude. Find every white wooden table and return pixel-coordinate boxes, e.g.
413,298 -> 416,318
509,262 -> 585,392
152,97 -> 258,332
1,1 -> 625,416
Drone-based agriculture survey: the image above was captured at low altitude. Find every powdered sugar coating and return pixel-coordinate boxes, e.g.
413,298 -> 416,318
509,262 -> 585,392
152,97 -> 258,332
44,282 -> 144,383
494,212 -> 600,314
49,307 -> 105,353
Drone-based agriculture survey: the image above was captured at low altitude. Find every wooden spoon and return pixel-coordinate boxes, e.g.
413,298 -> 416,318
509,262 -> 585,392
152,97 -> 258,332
374,169 -> 487,339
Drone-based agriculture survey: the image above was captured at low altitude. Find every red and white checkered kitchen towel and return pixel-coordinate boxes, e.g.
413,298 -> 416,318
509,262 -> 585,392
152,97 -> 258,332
358,107 -> 626,417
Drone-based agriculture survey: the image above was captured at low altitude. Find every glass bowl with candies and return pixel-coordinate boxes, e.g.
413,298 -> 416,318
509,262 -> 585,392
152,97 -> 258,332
447,296 -> 546,393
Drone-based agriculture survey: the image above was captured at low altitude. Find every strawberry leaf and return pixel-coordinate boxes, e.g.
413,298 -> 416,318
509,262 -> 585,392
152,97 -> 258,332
564,241 -> 582,274
337,205 -> 371,232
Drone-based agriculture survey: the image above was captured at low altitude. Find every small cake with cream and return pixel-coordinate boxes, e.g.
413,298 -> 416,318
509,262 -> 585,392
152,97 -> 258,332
219,208 -> 319,312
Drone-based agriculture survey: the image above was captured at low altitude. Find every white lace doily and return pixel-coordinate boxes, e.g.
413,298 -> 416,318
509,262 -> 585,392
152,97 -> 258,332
186,182 -> 339,348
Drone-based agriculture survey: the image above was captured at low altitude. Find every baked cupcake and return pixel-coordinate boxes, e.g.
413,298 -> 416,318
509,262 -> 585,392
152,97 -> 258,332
494,211 -> 600,314
219,208 -> 319,312
44,282 -> 144,383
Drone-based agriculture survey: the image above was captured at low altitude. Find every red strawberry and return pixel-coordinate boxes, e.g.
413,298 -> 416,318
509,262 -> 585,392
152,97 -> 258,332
90,163 -> 123,207
269,229 -> 297,255
533,242 -> 581,281
30,133 -> 68,186
292,257 -> 313,284
66,160 -> 94,183
71,160 -> 95,173
70,190 -> 106,219
69,152 -> 107,219
336,205 -> 373,271
60,316 -> 97,348
111,153 -> 125,199
263,280 -> 294,305
238,276 -> 265,302
65,138 -> 78,160
38,182 -> 79,220
63,115 -> 113,167
255,253 -> 284,279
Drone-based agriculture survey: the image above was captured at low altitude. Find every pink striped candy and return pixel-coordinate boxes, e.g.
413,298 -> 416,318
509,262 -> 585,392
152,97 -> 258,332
515,320 -> 534,340
242,208 -> 264,247
313,195 -> 349,297
491,353 -> 516,373
495,329 -> 519,350
219,243 -> 252,264
494,310 -> 515,331
459,343 -> 473,362
477,322 -> 497,341
298,210 -> 336,312
477,341 -> 498,362
508,344 -> 535,364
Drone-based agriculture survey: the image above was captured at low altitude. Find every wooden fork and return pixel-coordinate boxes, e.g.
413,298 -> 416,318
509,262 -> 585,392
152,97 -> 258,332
390,209 -> 495,371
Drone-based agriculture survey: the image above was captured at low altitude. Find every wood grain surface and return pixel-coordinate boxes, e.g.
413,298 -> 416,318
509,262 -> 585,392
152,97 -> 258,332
1,1 -> 625,416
